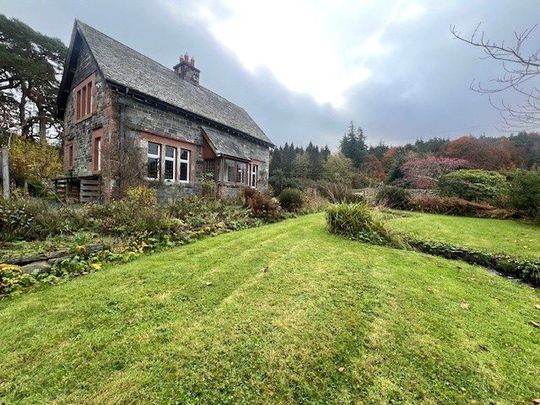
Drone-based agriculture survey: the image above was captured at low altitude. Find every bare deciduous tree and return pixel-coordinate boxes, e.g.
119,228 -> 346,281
450,23 -> 540,130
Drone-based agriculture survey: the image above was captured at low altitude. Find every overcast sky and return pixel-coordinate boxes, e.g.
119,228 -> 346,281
3,0 -> 539,148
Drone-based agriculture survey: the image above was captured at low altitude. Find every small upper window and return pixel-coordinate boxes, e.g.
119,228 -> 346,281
147,142 -> 161,179
75,79 -> 93,121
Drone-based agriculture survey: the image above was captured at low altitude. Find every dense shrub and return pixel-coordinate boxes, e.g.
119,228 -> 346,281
243,188 -> 281,221
375,186 -> 412,210
506,170 -> 540,219
278,188 -> 303,211
438,169 -> 508,203
0,198 -> 85,241
319,182 -> 359,203
300,187 -> 330,213
326,203 -> 404,247
401,156 -> 470,189
412,195 -> 515,218
125,186 -> 157,207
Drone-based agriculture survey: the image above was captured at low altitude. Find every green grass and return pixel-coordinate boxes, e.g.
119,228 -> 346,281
0,214 -> 539,404
388,211 -> 540,259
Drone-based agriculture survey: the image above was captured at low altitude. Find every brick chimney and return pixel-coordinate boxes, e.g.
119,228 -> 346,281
173,53 -> 200,85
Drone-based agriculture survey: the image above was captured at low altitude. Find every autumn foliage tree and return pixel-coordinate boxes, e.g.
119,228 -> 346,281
401,156 -> 470,189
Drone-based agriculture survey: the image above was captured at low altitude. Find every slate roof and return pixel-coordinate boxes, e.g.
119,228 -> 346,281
68,20 -> 272,145
202,126 -> 251,161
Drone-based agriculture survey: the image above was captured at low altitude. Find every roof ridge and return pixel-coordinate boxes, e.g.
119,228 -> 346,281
75,20 -> 176,75
76,20 -> 228,98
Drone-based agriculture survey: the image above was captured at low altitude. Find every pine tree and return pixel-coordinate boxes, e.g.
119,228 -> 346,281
0,15 -> 67,142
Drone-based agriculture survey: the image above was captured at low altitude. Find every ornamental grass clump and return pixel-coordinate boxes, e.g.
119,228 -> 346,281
326,203 -> 405,248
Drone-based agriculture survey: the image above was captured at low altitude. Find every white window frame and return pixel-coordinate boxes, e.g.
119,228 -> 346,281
179,149 -> 190,183
164,145 -> 176,182
147,142 -> 161,180
251,164 -> 258,188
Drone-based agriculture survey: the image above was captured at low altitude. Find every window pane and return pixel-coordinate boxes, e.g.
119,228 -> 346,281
147,157 -> 159,179
148,142 -> 159,156
81,86 -> 86,117
236,162 -> 246,183
165,145 -> 175,158
94,137 -> 101,171
76,90 -> 81,120
180,162 -> 188,181
164,160 -> 174,180
86,83 -> 92,115
225,159 -> 235,182
180,149 -> 189,160
205,160 -> 215,179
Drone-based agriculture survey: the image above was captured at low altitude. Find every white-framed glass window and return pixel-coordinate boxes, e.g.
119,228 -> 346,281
164,145 -> 176,181
179,149 -> 190,182
147,142 -> 161,179
250,164 -> 258,187
236,161 -> 247,183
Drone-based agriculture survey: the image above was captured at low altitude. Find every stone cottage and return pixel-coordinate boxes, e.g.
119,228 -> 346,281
56,20 -> 273,202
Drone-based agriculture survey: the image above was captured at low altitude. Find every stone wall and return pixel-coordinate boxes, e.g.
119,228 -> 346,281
63,39 -> 118,182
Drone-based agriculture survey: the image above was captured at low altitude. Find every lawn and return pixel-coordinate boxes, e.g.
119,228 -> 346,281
0,214 -> 539,404
387,211 -> 540,259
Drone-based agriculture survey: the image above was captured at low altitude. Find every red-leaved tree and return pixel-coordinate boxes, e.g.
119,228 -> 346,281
401,156 -> 471,189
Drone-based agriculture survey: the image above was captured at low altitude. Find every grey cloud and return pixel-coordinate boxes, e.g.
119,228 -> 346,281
3,0 -> 539,148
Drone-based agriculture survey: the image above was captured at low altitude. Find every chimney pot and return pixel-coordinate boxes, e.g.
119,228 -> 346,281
173,53 -> 200,85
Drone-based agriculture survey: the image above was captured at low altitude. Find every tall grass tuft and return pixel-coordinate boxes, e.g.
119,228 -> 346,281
326,203 -> 406,248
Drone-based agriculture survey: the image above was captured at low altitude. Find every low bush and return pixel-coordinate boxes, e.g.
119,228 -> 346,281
0,198 -> 85,241
408,239 -> 540,286
412,195 -> 516,219
326,203 -> 405,247
319,182 -> 359,203
438,169 -> 508,203
278,188 -> 303,212
243,188 -> 281,221
375,186 -> 412,210
0,264 -> 35,296
125,185 -> 157,207
506,170 -> 540,219
300,187 -> 330,213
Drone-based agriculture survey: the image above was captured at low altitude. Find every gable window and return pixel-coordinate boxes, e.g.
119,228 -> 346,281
250,164 -> 258,187
147,142 -> 161,179
75,79 -> 93,121
179,149 -> 190,182
164,146 -> 176,181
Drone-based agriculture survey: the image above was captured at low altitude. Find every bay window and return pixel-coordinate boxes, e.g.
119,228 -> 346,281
224,159 -> 248,184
